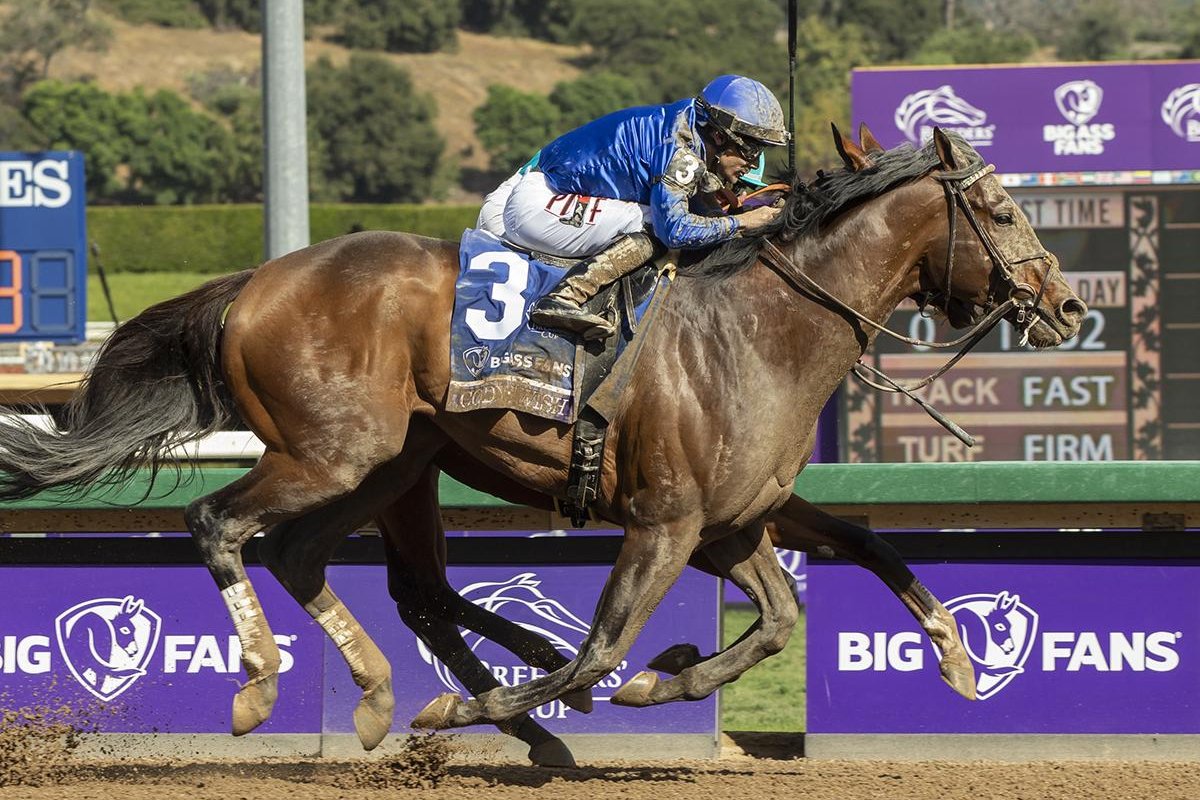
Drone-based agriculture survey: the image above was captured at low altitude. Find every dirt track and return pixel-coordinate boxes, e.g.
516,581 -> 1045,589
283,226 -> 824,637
2,744 -> 1199,800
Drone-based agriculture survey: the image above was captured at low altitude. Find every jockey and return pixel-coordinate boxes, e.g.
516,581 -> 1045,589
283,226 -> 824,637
476,74 -> 790,340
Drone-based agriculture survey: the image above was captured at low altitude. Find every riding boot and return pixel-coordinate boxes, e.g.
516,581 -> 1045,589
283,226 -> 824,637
529,233 -> 660,340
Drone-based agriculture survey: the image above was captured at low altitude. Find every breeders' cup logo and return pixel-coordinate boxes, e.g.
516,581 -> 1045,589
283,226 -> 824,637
946,591 -> 1037,700
417,573 -> 624,716
462,345 -> 490,378
1045,80 -> 1115,155
894,85 -> 994,147
55,596 -> 162,701
1161,84 -> 1200,142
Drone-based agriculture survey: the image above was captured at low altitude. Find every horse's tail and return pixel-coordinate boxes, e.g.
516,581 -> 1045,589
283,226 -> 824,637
0,269 -> 256,500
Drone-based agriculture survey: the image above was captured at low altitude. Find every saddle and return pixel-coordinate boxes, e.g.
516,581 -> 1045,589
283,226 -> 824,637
447,229 -> 674,526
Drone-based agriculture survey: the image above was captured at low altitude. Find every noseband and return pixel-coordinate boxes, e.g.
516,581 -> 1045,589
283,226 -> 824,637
760,158 -> 1060,446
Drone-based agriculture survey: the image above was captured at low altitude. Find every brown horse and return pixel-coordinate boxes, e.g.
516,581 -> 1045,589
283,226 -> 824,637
0,128 -> 1085,760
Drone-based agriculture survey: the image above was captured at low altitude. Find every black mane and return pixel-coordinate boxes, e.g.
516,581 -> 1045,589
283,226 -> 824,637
684,136 -> 952,281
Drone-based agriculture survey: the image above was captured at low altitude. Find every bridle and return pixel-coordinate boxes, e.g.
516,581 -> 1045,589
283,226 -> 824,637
760,157 -> 1059,445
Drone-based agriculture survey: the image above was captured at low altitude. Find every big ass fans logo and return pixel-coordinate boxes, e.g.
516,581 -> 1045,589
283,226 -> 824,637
837,589 -> 1182,699
1045,80 -> 1115,156
894,85 -> 995,147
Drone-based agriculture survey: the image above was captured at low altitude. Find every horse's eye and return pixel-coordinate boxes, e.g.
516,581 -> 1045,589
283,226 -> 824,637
995,212 -> 1015,226
995,622 -> 1007,631
120,626 -> 131,634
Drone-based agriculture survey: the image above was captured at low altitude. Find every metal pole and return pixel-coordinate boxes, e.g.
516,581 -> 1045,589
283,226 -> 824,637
262,0 -> 310,260
787,0 -> 797,176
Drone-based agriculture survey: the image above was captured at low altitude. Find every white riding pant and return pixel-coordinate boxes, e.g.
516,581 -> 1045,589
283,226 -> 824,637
476,170 -> 650,258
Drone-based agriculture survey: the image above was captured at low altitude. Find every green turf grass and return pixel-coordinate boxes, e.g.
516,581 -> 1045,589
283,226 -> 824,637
719,604 -> 805,731
87,272 -> 218,323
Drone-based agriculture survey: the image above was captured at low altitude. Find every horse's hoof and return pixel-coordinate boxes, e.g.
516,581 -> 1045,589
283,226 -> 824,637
354,678 -> 395,750
411,692 -> 461,730
528,737 -> 576,768
940,652 -> 977,701
231,674 -> 278,736
647,643 -> 703,675
560,687 -> 593,714
610,670 -> 659,707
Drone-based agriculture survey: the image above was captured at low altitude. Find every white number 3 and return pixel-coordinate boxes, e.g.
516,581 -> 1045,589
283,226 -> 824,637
673,152 -> 699,185
465,251 -> 529,340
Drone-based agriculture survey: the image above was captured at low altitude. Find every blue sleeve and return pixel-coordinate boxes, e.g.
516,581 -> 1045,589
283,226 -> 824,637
649,180 -> 740,249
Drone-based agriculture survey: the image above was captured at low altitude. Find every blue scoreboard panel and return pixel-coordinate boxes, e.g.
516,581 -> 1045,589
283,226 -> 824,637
0,151 -> 87,343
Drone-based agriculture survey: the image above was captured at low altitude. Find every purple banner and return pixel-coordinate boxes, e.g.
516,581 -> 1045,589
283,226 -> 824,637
808,560 -> 1200,733
0,566 -> 323,733
852,63 -> 1200,173
0,562 -> 719,738
325,565 -> 719,734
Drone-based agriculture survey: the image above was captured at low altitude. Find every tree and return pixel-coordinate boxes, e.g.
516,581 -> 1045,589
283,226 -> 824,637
306,55 -> 445,202
911,25 -> 1037,64
815,0 -> 942,62
461,0 -> 581,43
549,72 -> 646,131
195,0 -> 261,32
473,84 -> 561,174
0,0 -> 112,103
22,80 -> 131,200
339,0 -> 461,53
1056,1 -> 1130,61
571,0 -> 787,103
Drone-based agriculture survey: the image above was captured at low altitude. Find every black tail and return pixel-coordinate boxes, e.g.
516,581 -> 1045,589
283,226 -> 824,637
0,270 -> 256,501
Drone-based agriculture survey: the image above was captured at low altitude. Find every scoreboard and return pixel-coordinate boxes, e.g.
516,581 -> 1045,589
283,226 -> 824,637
0,151 -> 87,343
842,187 -> 1200,462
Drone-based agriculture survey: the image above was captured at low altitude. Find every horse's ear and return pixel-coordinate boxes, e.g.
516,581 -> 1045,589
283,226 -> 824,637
858,122 -> 884,154
933,127 -> 959,170
832,122 -> 871,171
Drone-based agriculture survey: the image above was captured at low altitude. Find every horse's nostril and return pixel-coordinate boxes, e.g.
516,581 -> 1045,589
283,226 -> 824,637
1059,298 -> 1087,323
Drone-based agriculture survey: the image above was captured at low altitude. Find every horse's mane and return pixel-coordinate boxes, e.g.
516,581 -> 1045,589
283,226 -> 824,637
685,135 -> 951,281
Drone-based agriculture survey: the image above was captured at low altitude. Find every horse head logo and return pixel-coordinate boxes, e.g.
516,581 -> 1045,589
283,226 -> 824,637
1055,80 -> 1103,125
462,345 -> 490,378
417,573 -> 591,693
894,85 -> 988,144
1161,84 -> 1200,141
55,595 -> 162,701
945,591 -> 1038,700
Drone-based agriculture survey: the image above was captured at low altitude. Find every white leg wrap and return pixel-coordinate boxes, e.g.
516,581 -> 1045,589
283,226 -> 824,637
312,600 -> 375,686
223,580 -> 268,675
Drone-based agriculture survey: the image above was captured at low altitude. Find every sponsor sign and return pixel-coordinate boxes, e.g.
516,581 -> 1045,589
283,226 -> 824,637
808,561 -> 1200,733
853,62 -> 1200,173
0,566 -> 321,732
324,565 -> 719,734
0,152 -> 88,343
0,562 -> 720,737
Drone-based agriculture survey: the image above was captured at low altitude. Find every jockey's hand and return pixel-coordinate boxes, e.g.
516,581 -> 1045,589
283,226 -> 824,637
736,204 -> 783,233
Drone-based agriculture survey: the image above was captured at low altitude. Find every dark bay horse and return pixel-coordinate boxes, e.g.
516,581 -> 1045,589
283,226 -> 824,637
0,128 -> 1085,760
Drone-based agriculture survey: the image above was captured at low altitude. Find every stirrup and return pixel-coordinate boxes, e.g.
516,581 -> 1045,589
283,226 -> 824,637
529,297 -> 615,341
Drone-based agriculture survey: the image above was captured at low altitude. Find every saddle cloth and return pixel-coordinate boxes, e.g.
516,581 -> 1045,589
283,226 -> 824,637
448,228 -> 664,424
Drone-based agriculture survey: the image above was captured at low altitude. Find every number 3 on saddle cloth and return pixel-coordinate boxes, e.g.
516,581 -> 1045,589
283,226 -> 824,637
447,227 -> 670,426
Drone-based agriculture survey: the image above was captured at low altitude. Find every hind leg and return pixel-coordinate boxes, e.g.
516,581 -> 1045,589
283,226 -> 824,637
768,495 -> 975,700
257,444 -> 444,750
378,463 -> 575,767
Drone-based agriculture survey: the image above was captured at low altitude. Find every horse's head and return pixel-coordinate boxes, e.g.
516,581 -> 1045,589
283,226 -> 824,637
892,127 -> 1086,348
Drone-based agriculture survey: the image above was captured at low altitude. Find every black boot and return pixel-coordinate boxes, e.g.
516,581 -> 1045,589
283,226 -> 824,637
529,233 -> 658,340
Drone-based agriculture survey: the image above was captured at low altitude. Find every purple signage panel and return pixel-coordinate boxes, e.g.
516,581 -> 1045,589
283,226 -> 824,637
809,560 -> 1200,733
324,565 -> 720,735
852,63 -> 1200,173
0,566 -> 323,733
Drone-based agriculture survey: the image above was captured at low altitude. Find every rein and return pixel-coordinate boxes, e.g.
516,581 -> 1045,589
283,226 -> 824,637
759,159 -> 1057,446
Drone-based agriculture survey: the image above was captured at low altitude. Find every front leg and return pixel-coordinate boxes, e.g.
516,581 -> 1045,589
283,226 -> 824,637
412,517 -> 699,729
612,521 -> 797,706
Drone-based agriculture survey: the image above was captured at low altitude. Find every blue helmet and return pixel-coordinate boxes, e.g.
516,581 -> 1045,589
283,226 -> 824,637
697,75 -> 789,147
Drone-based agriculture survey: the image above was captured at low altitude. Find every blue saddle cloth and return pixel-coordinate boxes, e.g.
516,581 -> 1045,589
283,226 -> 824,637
448,228 -> 660,424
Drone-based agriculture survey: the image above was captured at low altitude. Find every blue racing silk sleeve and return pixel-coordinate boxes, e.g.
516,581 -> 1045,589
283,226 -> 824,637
647,114 -> 740,249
